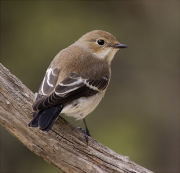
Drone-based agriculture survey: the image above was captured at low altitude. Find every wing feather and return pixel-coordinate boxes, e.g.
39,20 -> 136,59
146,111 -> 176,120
33,73 -> 109,111
38,67 -> 60,96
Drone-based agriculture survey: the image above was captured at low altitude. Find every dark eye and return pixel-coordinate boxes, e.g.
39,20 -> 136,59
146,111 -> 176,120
97,39 -> 104,45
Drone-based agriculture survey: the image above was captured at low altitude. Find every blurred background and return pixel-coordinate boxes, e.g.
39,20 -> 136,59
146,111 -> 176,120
0,1 -> 179,173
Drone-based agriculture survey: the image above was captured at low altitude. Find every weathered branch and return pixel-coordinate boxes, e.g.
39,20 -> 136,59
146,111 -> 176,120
0,63 -> 154,173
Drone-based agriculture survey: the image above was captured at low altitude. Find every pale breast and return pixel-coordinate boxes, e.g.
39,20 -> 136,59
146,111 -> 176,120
61,90 -> 106,120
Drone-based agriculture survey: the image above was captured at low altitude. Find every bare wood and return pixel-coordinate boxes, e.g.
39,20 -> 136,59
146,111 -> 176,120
0,63 -> 154,173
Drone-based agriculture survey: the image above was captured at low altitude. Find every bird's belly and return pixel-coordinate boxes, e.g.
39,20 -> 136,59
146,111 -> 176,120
61,91 -> 105,120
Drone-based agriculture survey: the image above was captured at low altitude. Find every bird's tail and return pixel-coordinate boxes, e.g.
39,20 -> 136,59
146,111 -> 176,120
28,105 -> 64,132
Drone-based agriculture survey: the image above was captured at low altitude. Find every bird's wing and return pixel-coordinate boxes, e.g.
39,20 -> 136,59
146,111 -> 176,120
33,72 -> 109,111
35,67 -> 60,100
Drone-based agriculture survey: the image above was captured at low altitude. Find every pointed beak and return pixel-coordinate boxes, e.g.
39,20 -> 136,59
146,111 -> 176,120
114,43 -> 127,49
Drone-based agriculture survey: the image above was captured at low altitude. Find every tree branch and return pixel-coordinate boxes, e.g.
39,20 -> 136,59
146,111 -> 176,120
0,63 -> 154,173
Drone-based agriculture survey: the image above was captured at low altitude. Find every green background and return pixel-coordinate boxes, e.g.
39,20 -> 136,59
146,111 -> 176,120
1,1 -> 179,173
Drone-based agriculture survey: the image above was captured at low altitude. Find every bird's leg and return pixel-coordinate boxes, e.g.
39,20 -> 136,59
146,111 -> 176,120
83,118 -> 91,137
83,118 -> 91,144
77,118 -> 91,144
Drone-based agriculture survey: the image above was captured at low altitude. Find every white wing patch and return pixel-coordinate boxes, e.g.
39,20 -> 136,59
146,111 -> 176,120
103,76 -> 108,80
59,77 -> 84,86
84,80 -> 99,91
55,86 -> 80,96
41,77 -> 47,95
40,67 -> 59,95
55,76 -> 99,97
46,68 -> 54,87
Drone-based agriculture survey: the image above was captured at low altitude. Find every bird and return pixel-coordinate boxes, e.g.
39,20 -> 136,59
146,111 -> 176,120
28,30 -> 127,143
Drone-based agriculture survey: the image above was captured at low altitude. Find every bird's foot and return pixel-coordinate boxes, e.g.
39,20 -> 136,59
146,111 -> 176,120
77,127 -> 85,133
77,127 -> 91,144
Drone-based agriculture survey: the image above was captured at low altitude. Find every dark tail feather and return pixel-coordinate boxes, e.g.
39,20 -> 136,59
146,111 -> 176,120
28,111 -> 43,127
28,105 -> 64,132
38,105 -> 63,132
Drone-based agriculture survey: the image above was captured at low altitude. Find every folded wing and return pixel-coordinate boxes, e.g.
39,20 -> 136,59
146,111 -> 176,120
33,72 -> 109,111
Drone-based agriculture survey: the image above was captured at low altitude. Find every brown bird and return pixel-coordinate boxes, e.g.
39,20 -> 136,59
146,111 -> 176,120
28,30 -> 127,143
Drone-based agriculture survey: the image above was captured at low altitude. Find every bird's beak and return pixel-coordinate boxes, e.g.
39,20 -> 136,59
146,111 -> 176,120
114,43 -> 127,49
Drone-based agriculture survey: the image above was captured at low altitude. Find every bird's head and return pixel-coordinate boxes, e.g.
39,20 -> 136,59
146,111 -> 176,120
76,30 -> 127,64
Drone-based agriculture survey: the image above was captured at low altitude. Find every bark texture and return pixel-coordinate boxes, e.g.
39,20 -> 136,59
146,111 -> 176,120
0,63 -> 154,173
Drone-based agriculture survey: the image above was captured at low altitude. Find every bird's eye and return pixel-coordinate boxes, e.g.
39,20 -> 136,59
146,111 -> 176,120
97,39 -> 105,45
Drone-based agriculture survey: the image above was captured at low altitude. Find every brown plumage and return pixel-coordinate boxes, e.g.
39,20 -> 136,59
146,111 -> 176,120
28,30 -> 127,143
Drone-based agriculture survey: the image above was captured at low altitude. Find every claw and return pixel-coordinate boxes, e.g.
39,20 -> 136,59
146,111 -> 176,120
77,127 -> 85,133
77,127 -> 90,144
